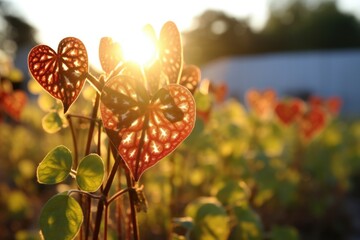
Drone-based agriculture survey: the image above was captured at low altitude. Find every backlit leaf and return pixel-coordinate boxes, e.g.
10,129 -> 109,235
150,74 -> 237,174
76,154 -> 104,192
39,194 -> 83,240
42,111 -> 63,134
37,145 -> 72,184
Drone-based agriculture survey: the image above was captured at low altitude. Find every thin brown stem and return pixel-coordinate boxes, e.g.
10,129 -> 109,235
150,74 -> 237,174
125,171 -> 140,240
92,147 -> 122,240
104,204 -> 108,240
67,115 -> 79,168
107,188 -> 130,205
82,91 -> 101,240
85,93 -> 100,155
68,189 -> 103,200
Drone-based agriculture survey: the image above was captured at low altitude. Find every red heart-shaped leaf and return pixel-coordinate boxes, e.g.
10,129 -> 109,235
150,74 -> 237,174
100,75 -> 196,181
209,81 -> 228,103
0,90 -> 27,121
246,88 -> 277,120
299,108 -> 327,140
159,21 -> 183,84
179,64 -> 201,95
326,96 -> 342,116
99,37 -> 123,75
28,37 -> 88,113
275,98 -> 304,125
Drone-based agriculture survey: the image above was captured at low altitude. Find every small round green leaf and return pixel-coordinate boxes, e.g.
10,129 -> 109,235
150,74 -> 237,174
76,154 -> 104,192
40,194 -> 83,240
37,145 -> 72,184
42,111 -> 63,134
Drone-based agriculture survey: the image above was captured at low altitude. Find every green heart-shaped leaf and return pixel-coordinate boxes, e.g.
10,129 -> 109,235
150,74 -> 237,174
40,194 -> 83,240
76,154 -> 104,192
37,145 -> 72,184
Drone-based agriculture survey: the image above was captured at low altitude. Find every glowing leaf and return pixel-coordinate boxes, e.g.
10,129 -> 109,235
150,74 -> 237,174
100,75 -> 196,181
39,194 -> 83,240
28,37 -> 88,113
42,111 -> 63,134
37,145 -> 72,184
159,21 -> 183,84
179,64 -> 201,94
76,154 -> 104,192
99,37 -> 123,74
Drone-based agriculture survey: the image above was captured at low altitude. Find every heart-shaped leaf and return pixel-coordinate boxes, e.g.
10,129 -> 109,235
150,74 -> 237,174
299,108 -> 327,140
99,37 -> 123,75
100,75 -> 196,181
39,194 -> 83,240
76,154 -> 104,192
37,145 -> 72,184
0,90 -> 27,121
179,64 -> 201,95
246,88 -> 277,120
275,98 -> 304,125
159,21 -> 183,84
28,37 -> 88,113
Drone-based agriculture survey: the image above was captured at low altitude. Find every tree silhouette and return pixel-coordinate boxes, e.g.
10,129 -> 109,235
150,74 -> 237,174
183,0 -> 360,66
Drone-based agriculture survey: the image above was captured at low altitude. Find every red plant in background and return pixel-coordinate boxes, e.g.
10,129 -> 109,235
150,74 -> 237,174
246,88 -> 277,120
309,95 -> 342,116
209,81 -> 228,103
299,107 -> 327,140
274,98 -> 304,125
326,96 -> 342,116
0,90 -> 27,122
0,79 -> 27,122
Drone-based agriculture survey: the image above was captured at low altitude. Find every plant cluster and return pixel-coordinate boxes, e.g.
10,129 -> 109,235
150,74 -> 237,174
27,21 -> 200,240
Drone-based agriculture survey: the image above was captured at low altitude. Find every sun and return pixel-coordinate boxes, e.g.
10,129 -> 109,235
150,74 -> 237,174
115,27 -> 158,67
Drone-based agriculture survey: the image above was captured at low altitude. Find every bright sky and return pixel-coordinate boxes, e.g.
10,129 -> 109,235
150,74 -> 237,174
7,0 -> 360,70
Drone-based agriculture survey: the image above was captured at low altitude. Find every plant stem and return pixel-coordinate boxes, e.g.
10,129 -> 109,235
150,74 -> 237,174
85,93 -> 100,155
104,204 -> 108,240
86,72 -> 104,93
125,171 -> 140,240
67,115 -> 79,167
68,189 -> 103,200
82,91 -> 101,240
92,147 -> 122,240
107,188 -> 130,205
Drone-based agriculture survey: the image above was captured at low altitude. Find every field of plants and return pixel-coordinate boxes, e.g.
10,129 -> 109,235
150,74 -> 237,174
1,21 -> 360,240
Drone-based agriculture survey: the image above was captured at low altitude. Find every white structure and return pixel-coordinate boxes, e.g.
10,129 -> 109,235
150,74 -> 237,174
201,50 -> 360,116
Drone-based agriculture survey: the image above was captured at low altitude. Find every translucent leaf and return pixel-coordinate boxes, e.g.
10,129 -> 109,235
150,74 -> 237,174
76,154 -> 104,192
37,145 -> 72,184
42,111 -> 63,134
39,194 -> 83,240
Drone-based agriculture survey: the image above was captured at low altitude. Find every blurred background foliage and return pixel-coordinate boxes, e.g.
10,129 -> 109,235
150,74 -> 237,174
183,0 -> 360,66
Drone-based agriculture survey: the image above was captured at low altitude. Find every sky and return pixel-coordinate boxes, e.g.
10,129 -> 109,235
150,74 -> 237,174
6,0 -> 360,70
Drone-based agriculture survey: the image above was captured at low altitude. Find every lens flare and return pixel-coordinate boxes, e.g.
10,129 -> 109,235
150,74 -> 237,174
119,30 -> 157,67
